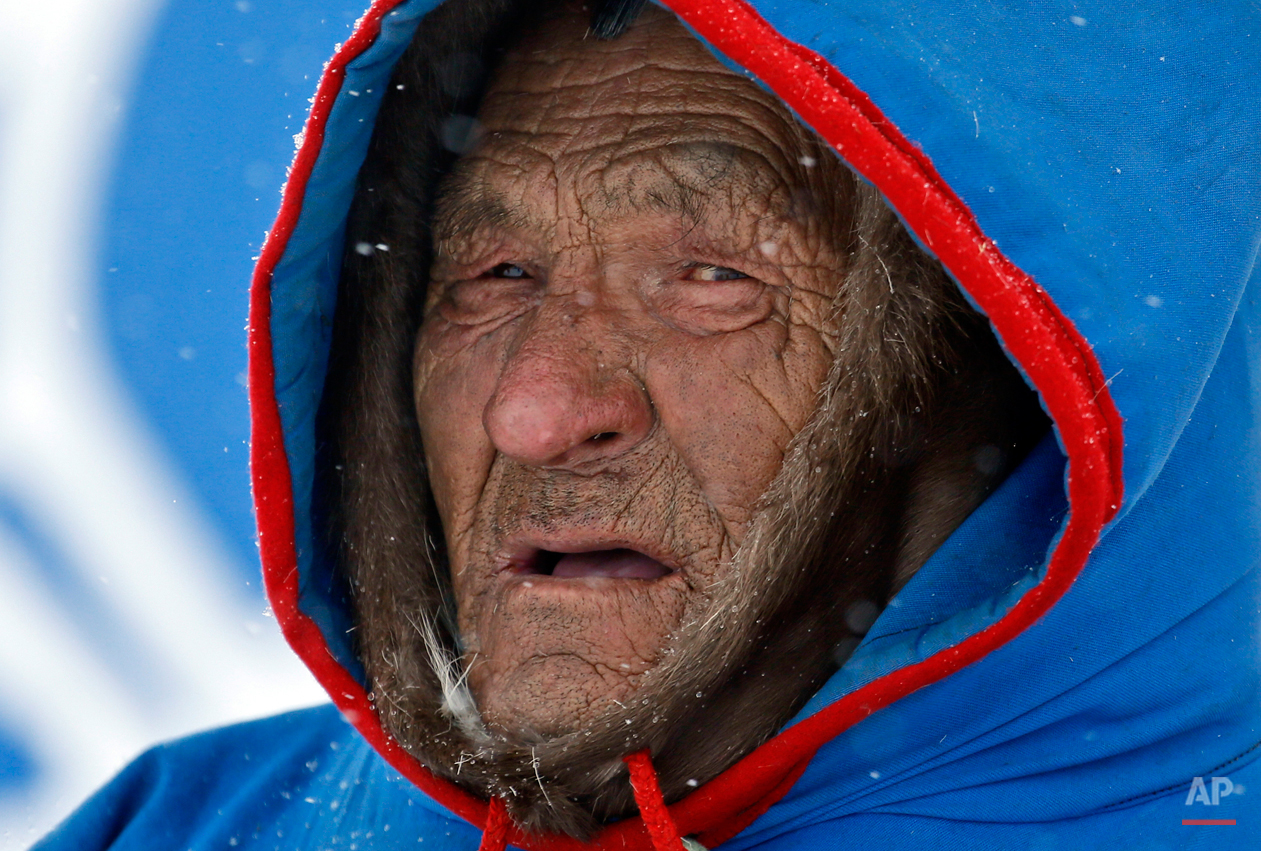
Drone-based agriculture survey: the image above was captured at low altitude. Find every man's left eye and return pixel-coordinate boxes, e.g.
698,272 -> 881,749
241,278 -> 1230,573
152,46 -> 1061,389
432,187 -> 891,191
487,263 -> 532,279
683,264 -> 750,282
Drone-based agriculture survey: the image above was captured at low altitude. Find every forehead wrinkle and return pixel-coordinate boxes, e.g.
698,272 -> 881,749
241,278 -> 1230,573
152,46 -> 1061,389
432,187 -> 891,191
436,143 -> 739,252
586,141 -> 791,233
438,23 -> 824,256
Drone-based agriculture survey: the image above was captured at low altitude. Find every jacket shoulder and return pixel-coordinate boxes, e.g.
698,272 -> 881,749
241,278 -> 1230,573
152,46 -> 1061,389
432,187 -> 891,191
32,704 -> 358,850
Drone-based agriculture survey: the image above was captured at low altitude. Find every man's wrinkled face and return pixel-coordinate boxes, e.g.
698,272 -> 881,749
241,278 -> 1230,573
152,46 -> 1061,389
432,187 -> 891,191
414,5 -> 852,737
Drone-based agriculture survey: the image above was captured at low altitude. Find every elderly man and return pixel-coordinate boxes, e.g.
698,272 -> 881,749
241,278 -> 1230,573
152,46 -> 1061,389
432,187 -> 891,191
335,1 -> 1044,836
38,0 -> 1261,849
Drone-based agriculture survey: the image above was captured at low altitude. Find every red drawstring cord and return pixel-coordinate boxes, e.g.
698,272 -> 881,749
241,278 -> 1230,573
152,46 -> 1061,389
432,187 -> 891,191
479,795 -> 511,851
625,750 -> 686,851
478,752 -> 687,851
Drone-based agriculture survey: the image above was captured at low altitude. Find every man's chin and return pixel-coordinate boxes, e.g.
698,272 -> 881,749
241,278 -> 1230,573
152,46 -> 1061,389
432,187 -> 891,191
466,571 -> 689,737
473,655 -> 642,738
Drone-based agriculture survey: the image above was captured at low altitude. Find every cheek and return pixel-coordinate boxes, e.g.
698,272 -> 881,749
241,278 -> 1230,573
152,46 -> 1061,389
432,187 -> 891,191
414,320 -> 505,548
645,315 -> 832,535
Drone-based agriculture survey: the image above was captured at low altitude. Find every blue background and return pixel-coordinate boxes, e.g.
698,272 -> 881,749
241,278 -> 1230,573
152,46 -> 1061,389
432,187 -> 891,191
0,0 -> 364,843
102,0 -> 366,585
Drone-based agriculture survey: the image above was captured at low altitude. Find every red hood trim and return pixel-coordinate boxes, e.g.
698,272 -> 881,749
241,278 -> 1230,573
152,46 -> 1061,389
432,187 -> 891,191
249,0 -> 492,834
248,0 -> 1124,848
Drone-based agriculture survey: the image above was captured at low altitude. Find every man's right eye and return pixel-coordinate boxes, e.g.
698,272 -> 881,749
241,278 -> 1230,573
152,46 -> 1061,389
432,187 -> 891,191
487,263 -> 531,279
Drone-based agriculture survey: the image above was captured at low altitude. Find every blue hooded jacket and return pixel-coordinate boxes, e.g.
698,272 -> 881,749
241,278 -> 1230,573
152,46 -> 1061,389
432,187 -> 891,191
36,0 -> 1261,848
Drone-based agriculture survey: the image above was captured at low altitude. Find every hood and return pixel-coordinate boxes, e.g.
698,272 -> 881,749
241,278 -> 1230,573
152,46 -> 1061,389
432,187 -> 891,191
248,1 -> 1261,847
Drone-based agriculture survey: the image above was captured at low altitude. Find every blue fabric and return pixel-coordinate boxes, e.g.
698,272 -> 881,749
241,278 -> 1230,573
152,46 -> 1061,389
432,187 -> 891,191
42,0 -> 1261,848
32,706 -> 484,851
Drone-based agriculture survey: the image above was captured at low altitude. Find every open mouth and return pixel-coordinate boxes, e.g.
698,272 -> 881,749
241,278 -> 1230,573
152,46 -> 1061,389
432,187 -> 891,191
508,547 -> 673,580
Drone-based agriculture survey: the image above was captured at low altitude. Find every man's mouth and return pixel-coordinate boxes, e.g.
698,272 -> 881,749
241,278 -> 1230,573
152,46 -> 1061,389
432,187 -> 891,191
502,544 -> 674,580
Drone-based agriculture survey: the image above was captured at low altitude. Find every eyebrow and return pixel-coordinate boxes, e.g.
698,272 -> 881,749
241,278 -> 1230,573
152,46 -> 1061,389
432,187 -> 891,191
432,169 -> 523,243
432,140 -> 776,243
606,141 -> 748,221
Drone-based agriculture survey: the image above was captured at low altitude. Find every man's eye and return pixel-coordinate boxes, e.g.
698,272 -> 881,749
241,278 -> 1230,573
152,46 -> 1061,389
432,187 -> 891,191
487,263 -> 531,279
683,265 -> 750,282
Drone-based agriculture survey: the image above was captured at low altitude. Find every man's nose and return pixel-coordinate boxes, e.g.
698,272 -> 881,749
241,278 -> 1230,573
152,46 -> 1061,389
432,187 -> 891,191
482,308 -> 652,470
